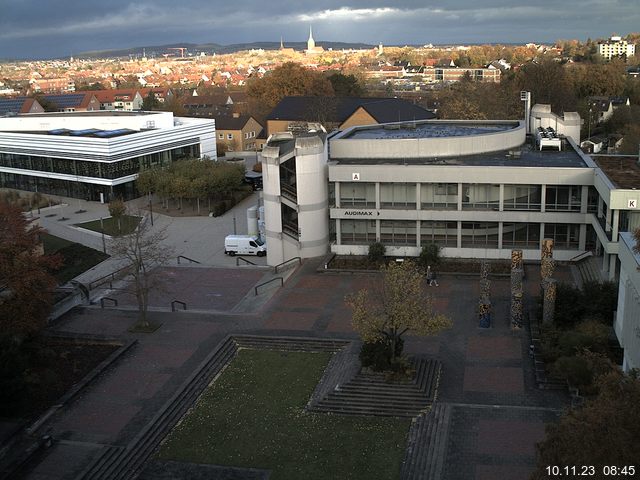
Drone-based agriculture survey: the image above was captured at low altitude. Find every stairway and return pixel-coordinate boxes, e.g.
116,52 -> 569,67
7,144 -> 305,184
308,357 -> 442,417
575,255 -> 603,286
400,403 -> 452,480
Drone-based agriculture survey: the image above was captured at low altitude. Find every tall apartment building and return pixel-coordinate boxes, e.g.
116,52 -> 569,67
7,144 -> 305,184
598,36 -> 636,60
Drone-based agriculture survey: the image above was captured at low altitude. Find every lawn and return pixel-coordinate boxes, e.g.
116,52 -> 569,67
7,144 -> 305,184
41,233 -> 110,284
157,349 -> 410,480
74,215 -> 140,236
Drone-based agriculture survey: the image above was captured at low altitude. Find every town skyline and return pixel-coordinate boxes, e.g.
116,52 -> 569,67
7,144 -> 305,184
0,0 -> 638,60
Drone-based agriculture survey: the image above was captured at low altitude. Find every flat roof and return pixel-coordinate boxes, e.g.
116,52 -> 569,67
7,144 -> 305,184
593,155 -> 640,189
343,121 -> 519,140
15,110 -> 156,118
331,139 -> 588,168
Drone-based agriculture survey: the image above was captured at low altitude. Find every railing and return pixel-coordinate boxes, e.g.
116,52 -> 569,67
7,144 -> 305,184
274,257 -> 301,274
568,251 -> 593,263
100,297 -> 118,308
254,277 -> 283,295
236,256 -> 257,266
177,255 -> 201,265
171,300 -> 187,311
89,264 -> 131,291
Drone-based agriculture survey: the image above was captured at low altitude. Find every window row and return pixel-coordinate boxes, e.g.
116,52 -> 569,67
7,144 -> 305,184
336,182 -> 592,212
339,220 -> 580,249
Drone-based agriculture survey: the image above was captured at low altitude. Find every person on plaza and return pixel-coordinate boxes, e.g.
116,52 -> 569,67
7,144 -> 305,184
426,265 -> 439,287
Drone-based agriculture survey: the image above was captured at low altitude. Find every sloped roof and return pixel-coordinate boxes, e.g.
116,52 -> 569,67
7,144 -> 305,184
93,89 -> 139,103
216,114 -> 259,130
267,96 -> 435,124
0,97 -> 37,115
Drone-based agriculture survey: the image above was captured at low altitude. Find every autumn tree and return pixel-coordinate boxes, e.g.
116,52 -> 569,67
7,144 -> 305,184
531,369 -> 640,477
327,73 -> 365,96
518,58 -> 576,113
141,91 -> 160,110
0,201 -> 61,340
108,198 -> 127,233
110,215 -> 174,328
345,260 -> 452,367
246,62 -> 334,120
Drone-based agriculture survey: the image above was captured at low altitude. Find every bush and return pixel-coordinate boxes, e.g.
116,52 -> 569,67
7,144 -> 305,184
211,200 -> 227,217
360,338 -> 404,372
368,242 -> 385,263
419,243 -> 441,271
551,355 -> 593,389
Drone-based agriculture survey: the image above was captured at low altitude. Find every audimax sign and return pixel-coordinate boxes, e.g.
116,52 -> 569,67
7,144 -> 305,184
344,210 -> 380,216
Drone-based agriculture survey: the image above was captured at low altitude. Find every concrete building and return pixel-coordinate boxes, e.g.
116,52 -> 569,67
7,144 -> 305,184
216,114 -> 263,152
614,231 -> 640,372
598,36 -> 636,60
260,107 -> 640,283
0,110 -> 216,202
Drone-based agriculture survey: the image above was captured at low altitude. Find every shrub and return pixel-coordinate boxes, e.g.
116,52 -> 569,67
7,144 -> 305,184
211,200 -> 227,217
551,355 -> 593,389
367,242 -> 386,263
360,338 -> 404,372
419,243 -> 441,271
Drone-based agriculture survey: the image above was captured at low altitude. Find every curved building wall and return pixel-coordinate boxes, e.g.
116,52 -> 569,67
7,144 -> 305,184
261,144 -> 286,266
295,136 -> 330,259
331,121 -> 525,159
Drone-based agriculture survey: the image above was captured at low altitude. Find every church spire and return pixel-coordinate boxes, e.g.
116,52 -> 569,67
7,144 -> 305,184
307,25 -> 315,51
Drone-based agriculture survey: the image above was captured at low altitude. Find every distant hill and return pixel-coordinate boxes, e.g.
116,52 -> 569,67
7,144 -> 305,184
75,41 -> 376,59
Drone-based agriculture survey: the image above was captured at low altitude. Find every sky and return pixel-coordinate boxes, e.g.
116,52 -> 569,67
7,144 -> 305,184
0,0 -> 638,60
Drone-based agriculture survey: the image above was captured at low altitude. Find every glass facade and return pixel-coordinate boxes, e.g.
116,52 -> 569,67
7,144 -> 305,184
380,183 -> 416,209
0,144 -> 200,201
545,185 -> 581,212
502,222 -> 541,248
420,221 -> 457,247
461,222 -> 500,248
421,183 -> 458,209
340,219 -> 376,245
462,184 -> 500,210
380,220 -> 416,245
339,182 -> 375,208
503,185 -> 542,211
544,223 -> 580,249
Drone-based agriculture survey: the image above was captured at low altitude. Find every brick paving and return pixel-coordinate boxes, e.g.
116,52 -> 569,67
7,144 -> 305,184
15,259 -> 574,479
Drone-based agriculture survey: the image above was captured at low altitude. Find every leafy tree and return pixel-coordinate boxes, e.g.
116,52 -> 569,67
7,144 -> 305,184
108,198 -> 126,233
110,215 -> 174,328
367,242 -> 385,263
142,91 -> 160,111
0,201 -> 61,340
327,73 -> 365,96
419,243 -> 441,271
246,62 -> 334,120
519,58 -> 576,113
532,369 -> 640,476
345,261 -> 452,365
216,141 -> 229,157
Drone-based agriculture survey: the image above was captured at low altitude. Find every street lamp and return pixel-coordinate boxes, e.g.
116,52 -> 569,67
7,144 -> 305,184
588,108 -> 592,142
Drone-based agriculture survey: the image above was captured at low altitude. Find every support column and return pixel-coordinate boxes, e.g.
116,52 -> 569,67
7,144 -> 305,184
612,209 -> 620,240
335,218 -> 341,245
609,254 -> 617,281
540,185 -> 546,213
499,184 -> 504,212
416,182 -> 421,211
457,183 -> 463,211
579,224 -> 587,251
605,205 -> 612,233
498,222 -> 503,250
335,182 -> 341,208
542,279 -> 557,324
416,220 -> 421,248
580,185 -> 589,214
457,221 -> 462,249
375,183 -> 380,210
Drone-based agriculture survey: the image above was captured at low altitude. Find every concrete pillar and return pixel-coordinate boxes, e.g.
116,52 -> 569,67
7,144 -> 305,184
498,222 -> 503,250
457,183 -> 463,211
542,279 -> 557,324
415,182 -> 421,210
605,205 -> 612,232
375,182 -> 380,210
376,219 -> 380,242
609,254 -> 617,281
416,220 -> 421,248
579,224 -> 587,251
335,218 -> 341,245
499,184 -> 504,212
581,185 -> 589,214
602,252 -> 609,275
335,182 -> 341,208
457,221 -> 462,248
612,209 -> 620,240
597,196 -> 603,218
540,184 -> 546,213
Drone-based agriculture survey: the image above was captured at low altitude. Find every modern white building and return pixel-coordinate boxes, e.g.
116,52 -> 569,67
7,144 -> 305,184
0,111 -> 216,202
261,106 -> 640,283
598,36 -> 636,60
614,232 -> 640,372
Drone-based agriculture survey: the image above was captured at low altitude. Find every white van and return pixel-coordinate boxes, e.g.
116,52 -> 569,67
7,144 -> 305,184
224,235 -> 266,257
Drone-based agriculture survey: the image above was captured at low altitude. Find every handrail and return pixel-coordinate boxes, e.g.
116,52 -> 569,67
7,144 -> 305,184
236,256 -> 257,266
254,277 -> 283,295
568,250 -> 593,263
89,264 -> 131,291
171,300 -> 187,311
274,257 -> 301,274
177,255 -> 201,265
100,297 -> 118,308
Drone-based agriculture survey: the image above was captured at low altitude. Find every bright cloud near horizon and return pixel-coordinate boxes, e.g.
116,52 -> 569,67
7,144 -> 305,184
0,0 -> 637,59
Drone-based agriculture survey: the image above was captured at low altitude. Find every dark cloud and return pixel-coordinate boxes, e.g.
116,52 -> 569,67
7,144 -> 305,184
0,1 -> 637,59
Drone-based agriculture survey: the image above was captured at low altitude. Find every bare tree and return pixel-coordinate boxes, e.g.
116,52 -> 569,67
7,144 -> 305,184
110,214 -> 174,327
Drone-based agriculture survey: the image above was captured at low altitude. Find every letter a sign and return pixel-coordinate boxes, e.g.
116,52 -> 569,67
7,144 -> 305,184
352,173 -> 360,181
629,199 -> 637,209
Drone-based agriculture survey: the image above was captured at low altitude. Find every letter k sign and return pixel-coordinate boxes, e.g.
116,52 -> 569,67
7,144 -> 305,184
629,199 -> 637,209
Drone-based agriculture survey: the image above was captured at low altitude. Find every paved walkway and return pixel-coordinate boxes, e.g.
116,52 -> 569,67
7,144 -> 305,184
14,256 -> 572,480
